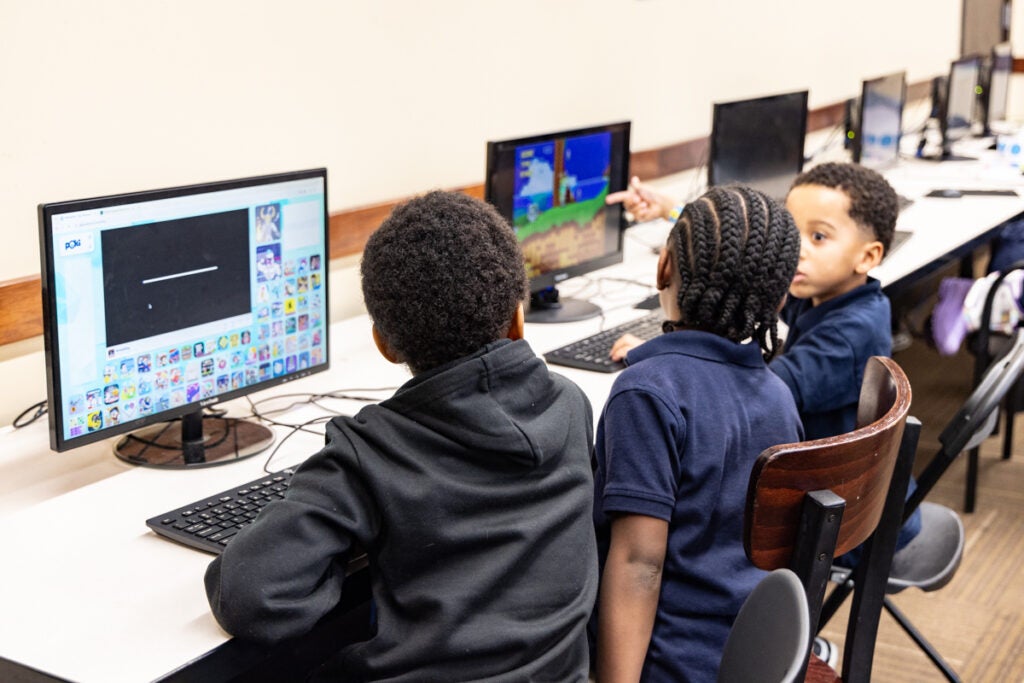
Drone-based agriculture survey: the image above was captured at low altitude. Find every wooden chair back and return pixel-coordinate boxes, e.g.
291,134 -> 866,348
743,356 -> 913,683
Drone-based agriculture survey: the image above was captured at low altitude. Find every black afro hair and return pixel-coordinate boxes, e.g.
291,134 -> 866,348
360,190 -> 528,374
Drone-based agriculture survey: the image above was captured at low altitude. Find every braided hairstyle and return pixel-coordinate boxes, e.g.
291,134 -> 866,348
665,186 -> 800,360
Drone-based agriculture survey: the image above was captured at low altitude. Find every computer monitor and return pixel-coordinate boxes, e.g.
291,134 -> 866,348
708,90 -> 809,200
852,71 -> 906,170
982,41 -> 1013,133
484,121 -> 631,324
939,54 -> 983,159
38,168 -> 330,468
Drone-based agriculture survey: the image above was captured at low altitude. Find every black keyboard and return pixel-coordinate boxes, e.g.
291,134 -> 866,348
633,293 -> 660,310
544,312 -> 664,373
146,469 -> 295,554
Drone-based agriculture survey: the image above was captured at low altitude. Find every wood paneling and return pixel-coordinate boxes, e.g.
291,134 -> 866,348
0,276 -> 43,347
0,79 -> 939,346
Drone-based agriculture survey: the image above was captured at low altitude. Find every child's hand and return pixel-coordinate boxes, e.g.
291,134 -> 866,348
606,176 -> 677,223
610,333 -> 646,361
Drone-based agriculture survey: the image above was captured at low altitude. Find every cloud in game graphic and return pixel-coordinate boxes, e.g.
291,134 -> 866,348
518,157 -> 554,197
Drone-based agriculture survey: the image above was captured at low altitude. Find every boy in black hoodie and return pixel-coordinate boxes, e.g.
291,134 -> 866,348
205,191 -> 598,682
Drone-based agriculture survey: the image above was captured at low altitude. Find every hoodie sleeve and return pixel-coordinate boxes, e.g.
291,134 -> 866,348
204,419 -> 378,644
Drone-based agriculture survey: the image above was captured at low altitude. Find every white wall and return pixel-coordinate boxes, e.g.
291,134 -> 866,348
0,0 -> 963,426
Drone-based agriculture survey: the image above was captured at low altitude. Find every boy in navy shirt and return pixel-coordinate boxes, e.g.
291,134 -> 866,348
206,191 -> 598,682
772,162 -> 896,438
774,162 -> 921,564
594,186 -> 804,681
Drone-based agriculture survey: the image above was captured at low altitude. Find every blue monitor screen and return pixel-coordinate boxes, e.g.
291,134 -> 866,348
946,56 -> 982,141
512,131 -> 614,279
857,71 -> 906,169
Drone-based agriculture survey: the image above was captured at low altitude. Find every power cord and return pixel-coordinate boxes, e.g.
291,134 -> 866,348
13,400 -> 47,429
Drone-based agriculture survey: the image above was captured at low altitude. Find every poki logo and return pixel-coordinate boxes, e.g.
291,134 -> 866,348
60,233 -> 94,256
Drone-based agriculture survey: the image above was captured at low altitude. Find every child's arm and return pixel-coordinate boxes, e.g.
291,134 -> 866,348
597,513 -> 669,683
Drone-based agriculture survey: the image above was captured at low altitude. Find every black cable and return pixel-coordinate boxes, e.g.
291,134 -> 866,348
260,414 -> 334,473
13,400 -> 47,429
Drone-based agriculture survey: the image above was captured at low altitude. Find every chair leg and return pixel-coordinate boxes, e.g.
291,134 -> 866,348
1003,393 -> 1016,461
965,447 -> 979,514
883,597 -> 962,683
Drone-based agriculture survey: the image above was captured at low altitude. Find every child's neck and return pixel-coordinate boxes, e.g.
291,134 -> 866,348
811,273 -> 868,307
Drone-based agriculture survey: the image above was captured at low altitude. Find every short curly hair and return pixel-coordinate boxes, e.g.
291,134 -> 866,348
666,186 -> 800,360
791,162 -> 898,252
361,190 -> 528,374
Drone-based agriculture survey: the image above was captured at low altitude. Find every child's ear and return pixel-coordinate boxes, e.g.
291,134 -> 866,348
372,324 -> 401,365
506,303 -> 525,341
656,247 -> 673,290
855,240 -> 885,274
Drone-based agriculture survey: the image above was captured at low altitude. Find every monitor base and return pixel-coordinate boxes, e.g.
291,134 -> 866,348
114,412 -> 274,468
526,297 -> 602,324
920,153 -> 977,162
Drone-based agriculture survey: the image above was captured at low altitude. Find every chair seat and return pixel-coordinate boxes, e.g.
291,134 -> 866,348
887,502 -> 965,592
830,502 -> 965,595
805,653 -> 841,682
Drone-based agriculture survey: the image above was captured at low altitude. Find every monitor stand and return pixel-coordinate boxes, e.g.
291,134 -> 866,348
526,287 -> 601,324
114,409 -> 274,468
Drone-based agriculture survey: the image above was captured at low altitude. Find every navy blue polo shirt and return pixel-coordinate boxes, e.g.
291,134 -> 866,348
770,278 -> 920,561
771,278 -> 892,441
593,330 -> 803,682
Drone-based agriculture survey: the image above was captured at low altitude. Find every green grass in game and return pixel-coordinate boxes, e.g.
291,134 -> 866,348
514,185 -> 608,241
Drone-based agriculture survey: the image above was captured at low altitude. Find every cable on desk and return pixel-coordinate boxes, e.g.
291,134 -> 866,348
805,122 -> 846,162
13,400 -> 47,428
259,414 -> 335,473
244,386 -> 399,472
625,229 -> 665,254
118,411 -> 234,452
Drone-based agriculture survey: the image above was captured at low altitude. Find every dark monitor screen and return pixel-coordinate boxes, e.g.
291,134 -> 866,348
708,91 -> 809,200
987,41 -> 1013,124
485,122 -> 630,323
854,71 -> 906,169
38,169 -> 330,465
945,55 -> 982,142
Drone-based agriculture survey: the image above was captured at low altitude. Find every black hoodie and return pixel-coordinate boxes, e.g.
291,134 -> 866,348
205,338 -> 597,681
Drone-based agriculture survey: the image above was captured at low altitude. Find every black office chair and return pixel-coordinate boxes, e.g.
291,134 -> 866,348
819,329 -> 1024,682
965,261 -> 1024,511
717,568 -> 810,683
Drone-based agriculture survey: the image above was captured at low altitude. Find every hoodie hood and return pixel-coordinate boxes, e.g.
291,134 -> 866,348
369,338 -> 574,467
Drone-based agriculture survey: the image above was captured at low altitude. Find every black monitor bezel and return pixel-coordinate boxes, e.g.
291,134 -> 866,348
38,167 -> 331,453
484,121 -> 631,296
984,41 -> 1013,125
942,54 -> 983,144
853,71 -> 907,169
708,90 -> 809,194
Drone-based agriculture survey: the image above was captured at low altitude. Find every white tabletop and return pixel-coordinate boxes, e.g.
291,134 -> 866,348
2,143 -> 1024,682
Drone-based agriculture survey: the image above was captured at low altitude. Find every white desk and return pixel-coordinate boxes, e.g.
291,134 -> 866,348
3,147 -> 1024,682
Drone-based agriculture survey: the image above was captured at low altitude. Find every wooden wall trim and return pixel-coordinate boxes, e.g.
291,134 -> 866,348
0,276 -> 44,347
0,78 -> 938,346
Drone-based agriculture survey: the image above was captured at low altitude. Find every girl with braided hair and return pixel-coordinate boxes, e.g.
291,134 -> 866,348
592,186 -> 804,682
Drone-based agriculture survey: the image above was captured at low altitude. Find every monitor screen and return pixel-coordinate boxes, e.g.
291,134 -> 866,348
987,41 -> 1013,124
485,121 -> 630,323
945,55 -> 982,143
38,168 -> 330,466
855,71 -> 906,169
708,91 -> 809,200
